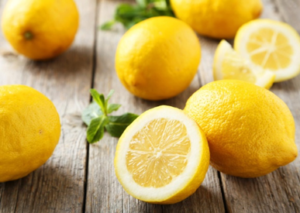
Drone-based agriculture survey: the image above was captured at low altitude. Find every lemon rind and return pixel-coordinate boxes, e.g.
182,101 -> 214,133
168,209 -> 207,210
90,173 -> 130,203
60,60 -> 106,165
213,40 -> 232,80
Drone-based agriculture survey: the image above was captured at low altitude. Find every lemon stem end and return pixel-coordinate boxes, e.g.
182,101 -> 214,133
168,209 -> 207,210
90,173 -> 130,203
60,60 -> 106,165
24,31 -> 33,40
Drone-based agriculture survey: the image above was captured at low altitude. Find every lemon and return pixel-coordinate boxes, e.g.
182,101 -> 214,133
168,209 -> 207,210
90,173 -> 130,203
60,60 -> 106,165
115,17 -> 201,101
235,19 -> 300,82
1,0 -> 79,60
170,0 -> 263,39
0,85 -> 61,182
184,80 -> 298,178
114,106 -> 209,204
213,40 -> 275,89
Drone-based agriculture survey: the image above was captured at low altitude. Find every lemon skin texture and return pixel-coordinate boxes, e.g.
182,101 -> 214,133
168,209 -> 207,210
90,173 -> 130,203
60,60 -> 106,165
184,80 -> 298,178
115,17 -> 201,101
0,85 -> 61,182
170,0 -> 263,39
1,0 -> 79,60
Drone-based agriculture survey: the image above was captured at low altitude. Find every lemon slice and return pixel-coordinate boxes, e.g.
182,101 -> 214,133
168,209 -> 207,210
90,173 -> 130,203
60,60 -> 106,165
114,106 -> 209,204
213,40 -> 275,89
234,19 -> 300,82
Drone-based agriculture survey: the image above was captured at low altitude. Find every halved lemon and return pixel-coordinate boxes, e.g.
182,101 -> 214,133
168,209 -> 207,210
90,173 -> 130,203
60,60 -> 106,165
114,106 -> 209,204
234,19 -> 300,82
213,40 -> 275,89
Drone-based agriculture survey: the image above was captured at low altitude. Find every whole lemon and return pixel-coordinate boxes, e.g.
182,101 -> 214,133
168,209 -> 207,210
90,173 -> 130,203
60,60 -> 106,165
1,0 -> 79,60
184,80 -> 298,178
170,0 -> 263,39
0,85 -> 61,182
115,16 -> 201,101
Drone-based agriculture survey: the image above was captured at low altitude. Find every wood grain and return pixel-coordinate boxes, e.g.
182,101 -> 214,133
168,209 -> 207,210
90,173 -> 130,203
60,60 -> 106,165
274,0 -> 300,32
219,0 -> 300,212
85,1 -> 225,212
0,0 -> 299,212
0,0 -> 97,212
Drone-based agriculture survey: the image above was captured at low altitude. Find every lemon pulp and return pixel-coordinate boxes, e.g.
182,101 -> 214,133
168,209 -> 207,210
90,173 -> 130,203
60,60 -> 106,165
213,40 -> 274,89
235,19 -> 300,82
221,51 -> 257,82
247,29 -> 293,70
126,118 -> 191,188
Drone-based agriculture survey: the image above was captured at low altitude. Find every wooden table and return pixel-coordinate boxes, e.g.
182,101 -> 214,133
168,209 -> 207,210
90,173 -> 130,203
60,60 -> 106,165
0,0 -> 299,212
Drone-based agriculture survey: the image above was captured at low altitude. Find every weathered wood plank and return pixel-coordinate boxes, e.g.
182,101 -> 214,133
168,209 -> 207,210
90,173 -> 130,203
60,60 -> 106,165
0,0 -> 97,212
85,1 -> 225,213
274,0 -> 300,32
218,0 -> 300,212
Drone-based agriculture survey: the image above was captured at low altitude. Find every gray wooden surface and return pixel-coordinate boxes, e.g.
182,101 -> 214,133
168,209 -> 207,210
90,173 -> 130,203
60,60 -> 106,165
0,0 -> 299,212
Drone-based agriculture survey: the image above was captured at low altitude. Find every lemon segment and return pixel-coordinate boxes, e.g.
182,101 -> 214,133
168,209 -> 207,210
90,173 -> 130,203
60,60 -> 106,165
127,118 -> 190,188
234,19 -> 300,82
115,106 -> 209,204
213,40 -> 275,89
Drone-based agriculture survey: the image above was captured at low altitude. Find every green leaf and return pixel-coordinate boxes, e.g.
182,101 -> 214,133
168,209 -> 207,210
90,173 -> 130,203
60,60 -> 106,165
106,90 -> 114,101
100,0 -> 175,31
101,20 -> 117,30
105,113 -> 139,137
153,1 -> 167,10
87,116 -> 109,143
107,103 -> 121,114
83,89 -> 139,144
90,89 -> 105,113
99,94 -> 105,110
136,0 -> 147,7
82,102 -> 103,125
105,90 -> 114,109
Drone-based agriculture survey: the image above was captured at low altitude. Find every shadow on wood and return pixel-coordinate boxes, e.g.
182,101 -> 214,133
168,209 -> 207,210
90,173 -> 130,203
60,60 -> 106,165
0,163 -> 84,213
162,185 -> 225,213
221,165 -> 300,213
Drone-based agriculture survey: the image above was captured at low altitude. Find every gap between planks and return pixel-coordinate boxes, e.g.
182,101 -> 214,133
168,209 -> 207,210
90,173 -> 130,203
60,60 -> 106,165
82,0 -> 101,212
84,0 -> 225,213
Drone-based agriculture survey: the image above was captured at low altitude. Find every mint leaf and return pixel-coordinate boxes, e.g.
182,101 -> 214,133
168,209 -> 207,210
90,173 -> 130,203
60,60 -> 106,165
82,102 -> 103,125
90,89 -> 105,113
105,90 -> 114,109
137,0 -> 147,7
105,113 -> 139,137
153,1 -> 167,10
87,116 -> 108,143
101,0 -> 175,31
100,20 -> 116,30
107,103 -> 121,114
83,89 -> 139,144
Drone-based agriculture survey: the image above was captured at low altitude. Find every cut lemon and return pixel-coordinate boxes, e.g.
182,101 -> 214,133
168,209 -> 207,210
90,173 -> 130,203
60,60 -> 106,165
114,106 -> 209,204
213,40 -> 275,89
234,19 -> 300,82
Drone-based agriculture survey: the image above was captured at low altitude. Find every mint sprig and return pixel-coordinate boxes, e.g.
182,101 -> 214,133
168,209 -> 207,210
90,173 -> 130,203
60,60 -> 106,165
101,0 -> 174,30
82,89 -> 139,143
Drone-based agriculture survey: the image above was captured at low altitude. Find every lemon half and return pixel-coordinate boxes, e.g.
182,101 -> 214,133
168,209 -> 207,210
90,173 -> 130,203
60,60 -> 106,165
114,106 -> 209,204
235,19 -> 300,82
213,40 -> 275,89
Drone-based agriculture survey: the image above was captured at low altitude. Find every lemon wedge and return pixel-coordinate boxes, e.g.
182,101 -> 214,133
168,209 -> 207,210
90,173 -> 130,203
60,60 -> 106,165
213,40 -> 275,89
234,19 -> 300,82
114,106 -> 209,204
